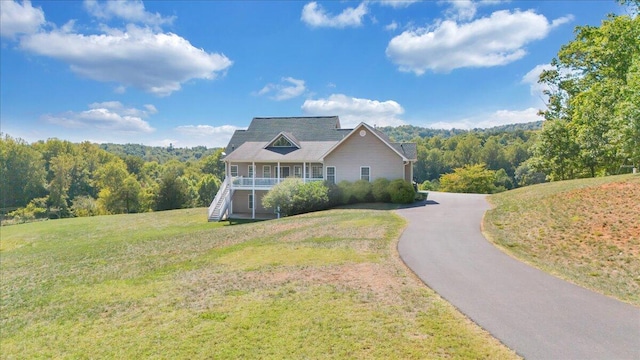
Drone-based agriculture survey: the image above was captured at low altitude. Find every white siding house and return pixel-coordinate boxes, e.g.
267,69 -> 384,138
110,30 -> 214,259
208,116 -> 417,221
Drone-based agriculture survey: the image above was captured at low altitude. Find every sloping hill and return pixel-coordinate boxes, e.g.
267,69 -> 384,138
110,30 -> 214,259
1,208 -> 517,358
485,175 -> 640,305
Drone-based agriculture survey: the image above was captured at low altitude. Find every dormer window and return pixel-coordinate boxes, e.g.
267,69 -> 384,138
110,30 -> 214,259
265,132 -> 300,149
271,136 -> 294,147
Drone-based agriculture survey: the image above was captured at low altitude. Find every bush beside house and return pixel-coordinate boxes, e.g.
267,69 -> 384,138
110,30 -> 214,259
262,178 -> 416,217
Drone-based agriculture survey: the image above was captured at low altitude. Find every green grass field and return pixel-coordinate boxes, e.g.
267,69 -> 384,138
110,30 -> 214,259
485,174 -> 640,305
1,208 -> 517,359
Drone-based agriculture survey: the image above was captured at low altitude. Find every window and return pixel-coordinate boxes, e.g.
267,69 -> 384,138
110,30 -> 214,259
263,165 -> 271,178
326,167 -> 336,184
360,167 -> 370,182
248,194 -> 254,209
294,166 -> 302,178
230,165 -> 238,177
272,136 -> 293,147
248,165 -> 254,178
278,166 -> 290,178
311,165 -> 323,179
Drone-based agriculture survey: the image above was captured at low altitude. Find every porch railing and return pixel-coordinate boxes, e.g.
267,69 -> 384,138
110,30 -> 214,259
230,176 -> 323,189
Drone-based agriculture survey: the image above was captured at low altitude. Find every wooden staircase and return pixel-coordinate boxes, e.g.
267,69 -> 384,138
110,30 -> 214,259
208,178 -> 232,222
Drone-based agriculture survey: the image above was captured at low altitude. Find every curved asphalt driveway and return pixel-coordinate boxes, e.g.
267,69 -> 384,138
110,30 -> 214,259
397,192 -> 640,360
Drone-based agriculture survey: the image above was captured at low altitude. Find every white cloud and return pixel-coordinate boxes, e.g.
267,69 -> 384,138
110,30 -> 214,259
19,25 -> 232,96
385,21 -> 399,31
43,101 -> 155,133
428,107 -> 542,130
301,2 -> 367,28
386,10 -> 572,74
522,63 -> 554,97
83,0 -> 174,27
256,77 -> 306,101
0,0 -> 45,39
301,94 -> 406,127
174,125 -> 242,148
378,0 -> 421,8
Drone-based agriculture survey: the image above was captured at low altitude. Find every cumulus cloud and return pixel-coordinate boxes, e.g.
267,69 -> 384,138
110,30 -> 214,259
174,125 -> 242,148
0,0 -> 45,39
428,107 -> 542,130
301,2 -> 367,28
301,94 -> 406,127
386,10 -> 573,74
43,101 -> 156,133
19,25 -> 232,96
84,0 -> 175,27
256,77 -> 306,101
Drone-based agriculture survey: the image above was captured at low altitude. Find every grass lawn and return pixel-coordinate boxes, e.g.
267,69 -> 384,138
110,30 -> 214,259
1,207 -> 517,359
484,174 -> 640,306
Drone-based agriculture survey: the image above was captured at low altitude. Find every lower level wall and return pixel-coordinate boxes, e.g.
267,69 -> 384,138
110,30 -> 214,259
231,190 -> 272,215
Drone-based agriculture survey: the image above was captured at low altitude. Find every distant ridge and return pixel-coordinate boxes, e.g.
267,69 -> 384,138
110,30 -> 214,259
378,121 -> 543,142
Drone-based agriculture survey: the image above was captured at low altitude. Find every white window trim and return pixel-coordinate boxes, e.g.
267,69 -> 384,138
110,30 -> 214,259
248,194 -> 254,209
248,165 -> 254,178
230,165 -> 238,177
326,166 -> 336,184
294,165 -> 302,178
360,166 -> 370,182
263,165 -> 271,178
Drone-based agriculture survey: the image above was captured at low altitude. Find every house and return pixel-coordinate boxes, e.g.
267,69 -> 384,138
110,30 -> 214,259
208,116 -> 417,221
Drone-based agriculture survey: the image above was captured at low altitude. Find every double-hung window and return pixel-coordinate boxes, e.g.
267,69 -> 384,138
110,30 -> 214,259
248,194 -> 254,209
326,167 -> 336,184
248,165 -> 254,178
230,165 -> 238,177
360,167 -> 370,182
294,166 -> 302,178
311,165 -> 323,179
263,165 -> 271,178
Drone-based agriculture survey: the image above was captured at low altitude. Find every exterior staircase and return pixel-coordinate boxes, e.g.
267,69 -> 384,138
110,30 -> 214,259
208,177 -> 232,222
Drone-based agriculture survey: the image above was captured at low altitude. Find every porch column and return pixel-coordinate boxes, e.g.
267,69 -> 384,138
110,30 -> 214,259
303,162 -> 306,183
252,161 -> 255,219
277,162 -> 280,184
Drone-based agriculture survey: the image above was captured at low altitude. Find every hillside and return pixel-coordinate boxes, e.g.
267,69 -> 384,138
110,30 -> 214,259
378,121 -> 543,142
484,174 -> 640,305
1,208 -> 517,359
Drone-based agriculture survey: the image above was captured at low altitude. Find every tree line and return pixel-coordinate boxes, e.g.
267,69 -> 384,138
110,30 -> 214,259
1,136 -> 225,222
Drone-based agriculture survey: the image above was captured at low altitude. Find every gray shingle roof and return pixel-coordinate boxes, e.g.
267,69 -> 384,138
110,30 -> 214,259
225,116 -> 347,154
223,141 -> 336,162
224,116 -> 417,161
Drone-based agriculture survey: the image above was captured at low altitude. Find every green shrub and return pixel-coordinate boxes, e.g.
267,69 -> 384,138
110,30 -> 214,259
7,197 -> 48,223
388,179 -> 415,204
338,181 -> 355,204
262,179 -> 329,216
71,195 -> 101,217
439,164 -> 497,194
372,178 -> 391,202
325,181 -> 343,207
352,180 -> 373,202
419,179 -> 439,191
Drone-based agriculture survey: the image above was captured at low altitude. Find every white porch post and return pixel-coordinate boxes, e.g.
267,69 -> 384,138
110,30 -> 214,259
277,162 -> 280,184
303,162 -> 306,183
252,161 -> 255,219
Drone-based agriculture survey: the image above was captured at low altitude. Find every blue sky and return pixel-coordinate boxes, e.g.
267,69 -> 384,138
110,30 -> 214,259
0,0 -> 625,148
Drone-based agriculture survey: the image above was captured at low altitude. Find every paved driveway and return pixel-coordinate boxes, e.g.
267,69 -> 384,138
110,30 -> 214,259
397,192 -> 640,360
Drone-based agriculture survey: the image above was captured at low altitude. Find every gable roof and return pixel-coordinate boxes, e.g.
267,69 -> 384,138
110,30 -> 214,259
225,116 -> 347,154
265,132 -> 300,149
320,123 -> 417,161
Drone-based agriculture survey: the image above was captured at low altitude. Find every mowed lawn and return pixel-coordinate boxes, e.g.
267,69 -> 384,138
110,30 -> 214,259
1,208 -> 517,359
485,174 -> 640,306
